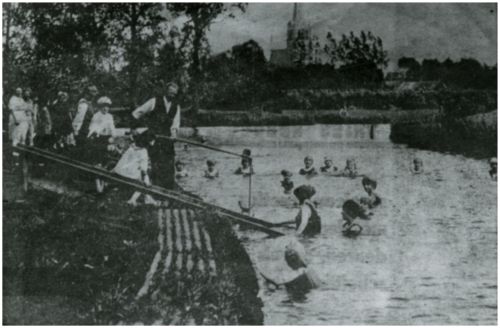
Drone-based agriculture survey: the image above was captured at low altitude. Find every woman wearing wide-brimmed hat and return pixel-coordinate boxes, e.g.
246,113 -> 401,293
259,238 -> 321,299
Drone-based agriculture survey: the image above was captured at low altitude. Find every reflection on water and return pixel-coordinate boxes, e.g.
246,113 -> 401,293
176,125 -> 497,325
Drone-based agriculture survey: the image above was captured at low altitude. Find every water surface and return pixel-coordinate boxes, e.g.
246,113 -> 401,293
177,124 -> 497,325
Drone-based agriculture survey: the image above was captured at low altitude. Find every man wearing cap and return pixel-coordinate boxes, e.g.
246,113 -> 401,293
73,85 -> 99,143
130,82 -> 181,189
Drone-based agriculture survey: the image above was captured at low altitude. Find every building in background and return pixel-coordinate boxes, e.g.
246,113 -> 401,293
270,3 -> 323,67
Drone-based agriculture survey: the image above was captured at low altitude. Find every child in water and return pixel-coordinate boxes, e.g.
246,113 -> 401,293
341,199 -> 369,237
175,160 -> 188,178
489,157 -> 497,181
235,157 -> 254,176
281,170 -> 294,194
204,160 -> 219,179
411,157 -> 424,174
359,176 -> 381,209
260,239 -> 321,299
293,185 -> 321,236
299,156 -> 318,177
342,158 -> 358,178
320,156 -> 337,173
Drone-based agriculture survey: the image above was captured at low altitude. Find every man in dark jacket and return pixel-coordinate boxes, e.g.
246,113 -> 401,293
131,82 -> 180,190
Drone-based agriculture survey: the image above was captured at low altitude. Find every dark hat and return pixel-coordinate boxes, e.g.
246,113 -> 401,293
293,185 -> 316,200
361,176 -> 377,189
281,170 -> 293,178
175,160 -> 184,166
207,160 -> 215,166
242,148 -> 251,156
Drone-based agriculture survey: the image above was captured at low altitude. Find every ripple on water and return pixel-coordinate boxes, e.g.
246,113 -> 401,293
389,297 -> 410,302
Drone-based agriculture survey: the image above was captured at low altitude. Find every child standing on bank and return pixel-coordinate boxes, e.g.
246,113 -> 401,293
112,132 -> 157,206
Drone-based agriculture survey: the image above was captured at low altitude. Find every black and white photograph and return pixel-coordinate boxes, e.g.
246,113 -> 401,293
2,1 -> 497,325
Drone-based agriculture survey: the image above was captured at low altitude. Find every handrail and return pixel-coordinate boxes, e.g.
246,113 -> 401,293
15,145 -> 282,237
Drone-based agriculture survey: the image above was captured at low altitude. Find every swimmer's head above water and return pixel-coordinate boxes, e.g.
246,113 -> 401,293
293,184 -> 316,204
304,156 -> 314,169
362,176 -> 377,194
412,157 -> 424,173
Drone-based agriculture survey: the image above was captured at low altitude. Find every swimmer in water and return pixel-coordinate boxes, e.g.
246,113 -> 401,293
410,157 -> 424,174
489,157 -> 497,181
331,158 -> 359,178
235,156 -> 254,176
359,176 -> 381,209
204,160 -> 219,179
174,160 -> 188,178
341,199 -> 370,237
260,240 -> 321,299
320,156 -> 338,173
280,170 -> 294,194
293,185 -> 321,236
343,158 -> 358,178
299,156 -> 318,177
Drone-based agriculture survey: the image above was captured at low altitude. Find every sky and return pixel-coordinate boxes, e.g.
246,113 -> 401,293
206,3 -> 497,69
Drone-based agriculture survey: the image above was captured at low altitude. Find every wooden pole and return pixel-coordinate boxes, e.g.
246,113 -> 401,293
248,173 -> 252,212
155,135 -> 252,160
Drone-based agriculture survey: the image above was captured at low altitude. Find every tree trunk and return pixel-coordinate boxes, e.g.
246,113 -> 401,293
129,4 -> 139,107
190,19 -> 203,114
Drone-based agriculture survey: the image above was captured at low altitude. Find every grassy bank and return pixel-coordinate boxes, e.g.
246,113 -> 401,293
390,110 -> 497,159
3,180 -> 263,324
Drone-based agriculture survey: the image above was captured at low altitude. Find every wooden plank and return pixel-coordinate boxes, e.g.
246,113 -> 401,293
180,209 -> 192,252
15,145 -> 284,236
192,221 -> 203,251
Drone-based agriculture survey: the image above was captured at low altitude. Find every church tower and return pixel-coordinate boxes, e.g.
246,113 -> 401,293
287,3 -> 303,49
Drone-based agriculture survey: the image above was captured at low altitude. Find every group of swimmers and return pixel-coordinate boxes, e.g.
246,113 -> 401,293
174,148 -> 254,180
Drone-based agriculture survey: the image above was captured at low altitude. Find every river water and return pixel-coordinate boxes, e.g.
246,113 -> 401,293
176,124 -> 497,325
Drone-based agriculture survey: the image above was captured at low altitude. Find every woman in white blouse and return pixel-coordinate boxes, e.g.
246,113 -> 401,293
87,96 -> 115,138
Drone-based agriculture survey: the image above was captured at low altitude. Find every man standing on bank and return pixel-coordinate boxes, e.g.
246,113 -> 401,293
131,82 -> 181,190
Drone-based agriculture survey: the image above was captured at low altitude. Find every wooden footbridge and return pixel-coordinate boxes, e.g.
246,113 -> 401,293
15,144 -> 284,237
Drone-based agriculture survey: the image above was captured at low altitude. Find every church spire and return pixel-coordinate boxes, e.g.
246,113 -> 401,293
292,3 -> 303,25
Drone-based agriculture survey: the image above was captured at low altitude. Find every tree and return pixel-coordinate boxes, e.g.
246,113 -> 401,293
325,30 -> 388,69
166,3 -> 246,111
398,57 -> 420,80
103,3 -> 170,106
2,3 -> 114,101
324,30 -> 387,84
